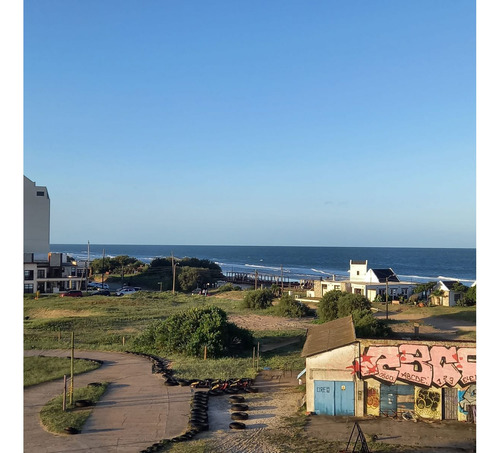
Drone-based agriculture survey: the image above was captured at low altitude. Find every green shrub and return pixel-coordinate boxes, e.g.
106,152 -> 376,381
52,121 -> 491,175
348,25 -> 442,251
133,306 -> 254,357
275,294 -> 313,318
217,283 -> 242,292
242,289 -> 274,309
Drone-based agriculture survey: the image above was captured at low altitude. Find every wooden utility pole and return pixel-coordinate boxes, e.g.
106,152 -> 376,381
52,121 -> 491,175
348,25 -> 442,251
254,270 -> 258,290
171,252 -> 176,295
102,249 -> 105,287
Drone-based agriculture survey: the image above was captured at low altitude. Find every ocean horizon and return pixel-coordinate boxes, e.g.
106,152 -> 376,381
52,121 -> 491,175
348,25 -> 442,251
50,244 -> 476,285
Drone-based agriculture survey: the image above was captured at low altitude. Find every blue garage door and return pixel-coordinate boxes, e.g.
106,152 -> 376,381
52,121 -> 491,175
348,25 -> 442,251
314,380 -> 334,415
314,380 -> 354,416
334,381 -> 355,416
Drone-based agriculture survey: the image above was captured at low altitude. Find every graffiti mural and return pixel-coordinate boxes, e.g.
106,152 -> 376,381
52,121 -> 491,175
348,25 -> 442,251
458,384 -> 476,415
347,344 -> 476,387
366,386 -> 380,416
415,388 -> 441,419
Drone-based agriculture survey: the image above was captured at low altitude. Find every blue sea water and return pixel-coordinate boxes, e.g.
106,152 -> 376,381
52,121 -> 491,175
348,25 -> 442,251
50,244 -> 476,285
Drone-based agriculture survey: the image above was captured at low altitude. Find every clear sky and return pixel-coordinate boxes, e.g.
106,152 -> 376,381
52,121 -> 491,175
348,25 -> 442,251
22,0 -> 477,248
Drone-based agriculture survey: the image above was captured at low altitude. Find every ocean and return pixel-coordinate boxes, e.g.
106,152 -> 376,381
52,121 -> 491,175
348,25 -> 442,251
50,244 -> 476,285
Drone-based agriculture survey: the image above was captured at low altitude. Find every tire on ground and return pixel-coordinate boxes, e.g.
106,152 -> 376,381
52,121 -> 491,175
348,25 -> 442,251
229,421 -> 246,430
231,412 -> 249,420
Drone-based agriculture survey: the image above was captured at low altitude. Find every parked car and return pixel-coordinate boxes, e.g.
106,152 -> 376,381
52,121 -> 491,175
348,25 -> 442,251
60,290 -> 83,297
116,287 -> 137,296
90,290 -> 111,296
87,282 -> 109,290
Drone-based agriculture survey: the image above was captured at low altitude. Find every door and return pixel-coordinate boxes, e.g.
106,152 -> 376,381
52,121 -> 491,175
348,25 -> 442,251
334,381 -> 355,416
380,384 -> 397,416
314,380 -> 334,415
443,387 -> 458,420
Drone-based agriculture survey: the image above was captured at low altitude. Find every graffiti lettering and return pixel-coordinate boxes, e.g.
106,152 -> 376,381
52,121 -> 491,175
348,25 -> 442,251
350,345 -> 476,387
316,386 -> 331,393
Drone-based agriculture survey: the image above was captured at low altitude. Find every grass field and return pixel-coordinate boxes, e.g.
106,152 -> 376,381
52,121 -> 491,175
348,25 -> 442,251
24,291 -> 308,378
39,382 -> 109,434
24,356 -> 102,387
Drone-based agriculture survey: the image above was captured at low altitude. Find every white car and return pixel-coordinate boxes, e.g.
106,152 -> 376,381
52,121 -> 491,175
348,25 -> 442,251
116,287 -> 137,296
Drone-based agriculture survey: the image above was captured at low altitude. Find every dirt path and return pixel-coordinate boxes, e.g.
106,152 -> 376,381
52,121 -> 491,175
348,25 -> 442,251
24,350 -> 191,453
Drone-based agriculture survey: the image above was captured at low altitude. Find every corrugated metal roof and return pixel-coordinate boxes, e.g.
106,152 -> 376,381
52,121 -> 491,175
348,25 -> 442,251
301,315 -> 357,358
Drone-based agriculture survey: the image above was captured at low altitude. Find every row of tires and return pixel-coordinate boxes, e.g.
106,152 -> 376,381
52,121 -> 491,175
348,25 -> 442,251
139,391 -> 211,452
126,352 -> 258,450
229,394 -> 248,430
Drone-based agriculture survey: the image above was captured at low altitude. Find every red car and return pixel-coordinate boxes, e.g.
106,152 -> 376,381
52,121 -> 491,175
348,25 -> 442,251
60,290 -> 83,297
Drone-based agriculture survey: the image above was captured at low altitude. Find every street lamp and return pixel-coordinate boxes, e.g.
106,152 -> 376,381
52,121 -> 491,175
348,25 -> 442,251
385,273 -> 396,321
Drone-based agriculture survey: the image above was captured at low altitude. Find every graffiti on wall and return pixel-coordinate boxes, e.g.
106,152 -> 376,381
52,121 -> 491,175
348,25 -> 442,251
347,344 -> 476,387
415,388 -> 441,419
459,384 -> 476,415
366,387 -> 380,416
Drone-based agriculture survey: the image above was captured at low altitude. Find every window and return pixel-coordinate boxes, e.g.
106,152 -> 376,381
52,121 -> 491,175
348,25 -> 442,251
24,284 -> 34,294
36,191 -> 45,196
37,269 -> 45,279
24,270 -> 34,280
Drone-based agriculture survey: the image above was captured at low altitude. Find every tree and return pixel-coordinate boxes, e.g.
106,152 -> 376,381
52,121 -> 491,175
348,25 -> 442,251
458,285 -> 476,306
178,267 -> 211,292
318,290 -> 391,338
317,290 -> 342,322
337,293 -> 372,318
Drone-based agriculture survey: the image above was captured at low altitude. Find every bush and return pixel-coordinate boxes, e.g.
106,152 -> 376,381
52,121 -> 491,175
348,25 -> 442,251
275,294 -> 313,318
317,290 -> 342,322
133,306 -> 254,357
242,289 -> 274,309
318,290 -> 391,338
351,310 -> 391,338
217,283 -> 242,292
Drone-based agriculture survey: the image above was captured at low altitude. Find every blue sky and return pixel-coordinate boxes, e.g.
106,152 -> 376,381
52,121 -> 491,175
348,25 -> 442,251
22,0 -> 477,247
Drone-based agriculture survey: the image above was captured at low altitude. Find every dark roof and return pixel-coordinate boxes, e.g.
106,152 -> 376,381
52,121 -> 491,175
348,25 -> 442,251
301,316 -> 357,358
372,268 -> 399,282
351,260 -> 367,265
440,280 -> 460,291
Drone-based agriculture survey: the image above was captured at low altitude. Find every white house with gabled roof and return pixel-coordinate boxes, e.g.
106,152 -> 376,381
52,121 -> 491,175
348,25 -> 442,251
313,260 -> 416,302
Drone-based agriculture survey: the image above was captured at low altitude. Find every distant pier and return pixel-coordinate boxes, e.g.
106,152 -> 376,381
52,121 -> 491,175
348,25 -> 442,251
223,271 -> 313,289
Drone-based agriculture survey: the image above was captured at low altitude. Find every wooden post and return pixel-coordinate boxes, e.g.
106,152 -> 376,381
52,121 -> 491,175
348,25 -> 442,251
63,375 -> 67,411
253,347 -> 255,369
69,332 -> 74,406
122,336 -> 125,346
256,342 -> 260,370
204,346 -> 207,360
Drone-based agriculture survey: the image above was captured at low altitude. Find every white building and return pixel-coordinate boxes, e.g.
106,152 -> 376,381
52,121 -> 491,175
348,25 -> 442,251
24,176 -> 87,294
313,260 -> 416,302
